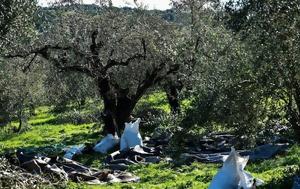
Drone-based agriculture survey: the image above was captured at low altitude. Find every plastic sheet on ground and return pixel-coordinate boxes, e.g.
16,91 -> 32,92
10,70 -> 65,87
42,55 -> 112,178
180,131 -> 290,164
181,143 -> 289,164
93,133 -> 119,154
5,151 -> 140,184
293,176 -> 300,189
105,145 -> 163,171
64,144 -> 86,159
241,143 -> 289,160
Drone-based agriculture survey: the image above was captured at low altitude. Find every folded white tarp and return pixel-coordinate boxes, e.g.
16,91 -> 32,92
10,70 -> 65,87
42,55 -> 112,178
208,147 -> 263,189
120,118 -> 143,151
93,133 -> 119,154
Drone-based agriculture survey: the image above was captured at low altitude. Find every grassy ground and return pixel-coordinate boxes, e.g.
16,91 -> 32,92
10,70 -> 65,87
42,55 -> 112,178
0,106 -> 299,189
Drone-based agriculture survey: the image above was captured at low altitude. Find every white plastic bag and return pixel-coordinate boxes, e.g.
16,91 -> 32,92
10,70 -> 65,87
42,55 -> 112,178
239,170 -> 264,189
93,133 -> 119,154
120,118 -> 143,151
208,147 -> 263,189
64,144 -> 85,159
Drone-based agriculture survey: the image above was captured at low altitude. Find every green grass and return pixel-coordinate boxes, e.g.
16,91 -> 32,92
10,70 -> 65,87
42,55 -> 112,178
0,106 -> 99,154
136,92 -> 192,114
137,92 -> 171,113
246,145 -> 300,188
67,163 -> 218,189
0,105 -> 299,189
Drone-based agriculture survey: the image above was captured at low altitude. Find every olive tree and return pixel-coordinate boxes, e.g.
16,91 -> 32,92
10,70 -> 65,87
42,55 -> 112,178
5,9 -> 181,135
0,0 -> 37,127
164,0 -> 222,114
169,0 -> 273,145
224,0 -> 300,140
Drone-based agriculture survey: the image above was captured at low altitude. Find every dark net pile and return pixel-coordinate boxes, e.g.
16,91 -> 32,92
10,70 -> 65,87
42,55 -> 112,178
0,158 -> 53,189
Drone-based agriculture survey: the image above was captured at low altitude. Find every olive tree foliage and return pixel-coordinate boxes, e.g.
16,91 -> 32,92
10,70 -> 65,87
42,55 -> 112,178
43,64 -> 98,112
224,0 -> 300,140
175,0 -> 300,144
165,0 -> 222,113
0,59 -> 46,131
6,7 -> 181,135
169,0 -> 276,146
179,29 -> 265,145
0,0 -> 37,128
0,0 -> 37,52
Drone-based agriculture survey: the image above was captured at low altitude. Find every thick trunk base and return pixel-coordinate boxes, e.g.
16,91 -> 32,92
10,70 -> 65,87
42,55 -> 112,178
166,85 -> 181,114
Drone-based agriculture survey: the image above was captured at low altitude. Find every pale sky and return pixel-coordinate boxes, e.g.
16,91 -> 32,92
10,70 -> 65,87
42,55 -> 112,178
38,0 -> 173,10
38,0 -> 231,10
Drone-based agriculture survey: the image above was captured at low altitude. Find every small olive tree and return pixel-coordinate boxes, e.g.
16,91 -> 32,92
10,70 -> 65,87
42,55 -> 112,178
0,0 -> 37,127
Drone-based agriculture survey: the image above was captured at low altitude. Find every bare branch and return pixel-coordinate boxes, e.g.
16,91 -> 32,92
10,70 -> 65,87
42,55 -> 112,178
154,64 -> 181,84
3,45 -> 71,59
90,30 -> 103,69
135,61 -> 180,99
51,55 -> 93,76
103,39 -> 147,72
22,53 -> 37,73
141,38 -> 146,59
3,44 -> 93,76
104,54 -> 144,71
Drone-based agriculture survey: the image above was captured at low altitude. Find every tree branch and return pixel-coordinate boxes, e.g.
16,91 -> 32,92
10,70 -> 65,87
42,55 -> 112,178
154,64 -> 180,84
4,44 -> 93,76
3,45 -> 71,59
90,30 -> 103,69
135,61 -> 180,100
22,53 -> 37,73
103,39 -> 147,73
51,54 -> 93,76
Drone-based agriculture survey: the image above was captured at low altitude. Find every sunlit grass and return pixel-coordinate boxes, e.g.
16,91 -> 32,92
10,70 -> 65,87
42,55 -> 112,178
137,91 -> 192,114
0,106 -> 99,153
0,105 -> 299,189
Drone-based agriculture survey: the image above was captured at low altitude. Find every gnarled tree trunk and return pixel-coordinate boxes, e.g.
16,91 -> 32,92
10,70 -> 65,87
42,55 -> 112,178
165,80 -> 183,114
291,84 -> 300,141
101,96 -> 136,135
98,78 -> 136,135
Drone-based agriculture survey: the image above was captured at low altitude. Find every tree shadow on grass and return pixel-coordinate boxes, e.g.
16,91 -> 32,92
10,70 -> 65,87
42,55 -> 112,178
1,144 -> 66,157
30,117 -> 79,126
62,131 -> 101,146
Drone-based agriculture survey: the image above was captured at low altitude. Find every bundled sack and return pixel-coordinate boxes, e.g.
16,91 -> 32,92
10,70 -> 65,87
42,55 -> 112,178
120,118 -> 143,151
93,133 -> 120,154
208,148 -> 263,189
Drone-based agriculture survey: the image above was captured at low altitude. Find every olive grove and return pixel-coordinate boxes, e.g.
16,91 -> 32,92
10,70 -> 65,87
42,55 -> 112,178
1,0 -> 300,144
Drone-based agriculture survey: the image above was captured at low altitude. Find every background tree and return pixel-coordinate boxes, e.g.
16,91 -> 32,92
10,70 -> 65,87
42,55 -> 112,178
223,0 -> 300,140
0,0 -> 37,127
169,0 -> 292,146
165,0 -> 221,114
43,65 -> 98,112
